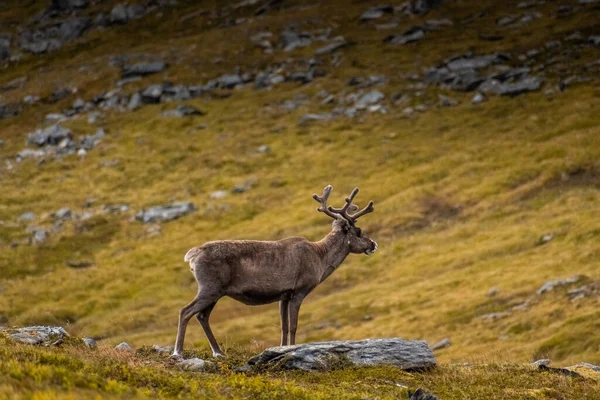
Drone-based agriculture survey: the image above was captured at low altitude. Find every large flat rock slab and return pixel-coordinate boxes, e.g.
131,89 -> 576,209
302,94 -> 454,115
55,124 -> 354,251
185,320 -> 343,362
239,338 -> 436,371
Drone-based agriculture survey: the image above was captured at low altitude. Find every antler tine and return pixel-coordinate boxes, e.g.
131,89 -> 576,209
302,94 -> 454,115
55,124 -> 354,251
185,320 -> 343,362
350,200 -> 374,221
313,185 -> 339,220
328,187 -> 360,224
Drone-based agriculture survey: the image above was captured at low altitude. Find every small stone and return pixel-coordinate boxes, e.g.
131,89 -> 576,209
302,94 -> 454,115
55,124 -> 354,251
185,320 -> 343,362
356,90 -> 385,108
66,260 -> 93,268
210,190 -> 228,200
488,287 -> 499,297
110,5 -> 129,24
18,212 -> 36,222
177,357 -> 206,371
55,208 -> 72,219
472,92 -> 486,104
430,338 -> 451,351
83,337 -> 97,349
31,228 -> 48,244
409,388 -> 439,400
162,105 -> 204,117
532,359 -> 551,367
152,344 -> 173,354
121,61 -> 166,78
135,202 -> 196,223
115,342 -> 133,351
385,27 -> 425,44
537,275 -> 583,295
479,312 -> 511,320
128,92 -> 142,111
257,145 -> 270,153
315,37 -> 348,55
127,4 -> 145,19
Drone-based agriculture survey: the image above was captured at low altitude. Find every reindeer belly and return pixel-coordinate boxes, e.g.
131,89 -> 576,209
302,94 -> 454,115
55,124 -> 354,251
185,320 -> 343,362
228,289 -> 289,305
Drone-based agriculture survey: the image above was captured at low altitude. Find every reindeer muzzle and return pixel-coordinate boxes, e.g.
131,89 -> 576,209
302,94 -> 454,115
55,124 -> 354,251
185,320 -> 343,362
365,240 -> 378,256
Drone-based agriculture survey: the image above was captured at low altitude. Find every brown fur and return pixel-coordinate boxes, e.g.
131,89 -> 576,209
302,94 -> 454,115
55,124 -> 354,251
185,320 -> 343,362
173,186 -> 377,357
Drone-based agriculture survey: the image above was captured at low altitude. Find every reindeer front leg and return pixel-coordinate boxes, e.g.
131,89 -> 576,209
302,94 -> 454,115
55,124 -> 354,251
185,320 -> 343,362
288,295 -> 306,345
279,299 -> 289,346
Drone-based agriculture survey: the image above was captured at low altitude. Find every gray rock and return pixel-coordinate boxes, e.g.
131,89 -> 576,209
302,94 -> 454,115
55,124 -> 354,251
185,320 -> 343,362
495,76 -> 542,97
238,338 -> 436,372
135,202 -> 196,223
356,90 -> 385,108
127,4 -> 146,19
487,287 -> 499,297
518,1 -> 544,8
18,212 -> 36,221
94,13 -> 110,27
72,98 -> 86,110
29,227 -> 48,244
8,326 -> 69,345
17,149 -> 46,161
571,362 -> 600,372
537,275 -> 583,295
589,36 -> 600,46
121,61 -> 166,78
141,84 -> 164,103
110,5 -> 129,24
412,0 -> 443,15
360,7 -> 393,21
409,388 -> 438,400
128,92 -> 142,110
438,94 -> 457,107
315,37 -> 348,55
425,18 -> 453,28
532,359 -> 551,367
80,128 -> 105,150
58,17 -> 92,41
28,125 -> 72,147
1,77 -> 26,92
280,32 -> 312,52
0,38 -> 10,61
298,113 -> 331,125
83,337 -> 97,349
385,26 -> 425,44
472,92 -> 486,104
162,105 -> 204,117
210,190 -> 228,200
55,208 -> 72,219
497,15 -> 518,26
66,260 -> 93,268
115,342 -> 133,351
20,38 -> 63,54
216,74 -> 243,89
177,358 -> 206,371
162,85 -> 191,101
152,344 -> 173,354
257,145 -> 270,153
430,338 -> 451,351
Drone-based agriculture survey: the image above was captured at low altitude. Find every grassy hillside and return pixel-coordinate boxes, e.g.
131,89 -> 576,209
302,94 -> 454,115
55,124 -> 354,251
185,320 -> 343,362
1,0 -> 600,397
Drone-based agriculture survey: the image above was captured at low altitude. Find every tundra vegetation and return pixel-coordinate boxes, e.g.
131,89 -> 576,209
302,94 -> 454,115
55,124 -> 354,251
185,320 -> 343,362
1,0 -> 600,398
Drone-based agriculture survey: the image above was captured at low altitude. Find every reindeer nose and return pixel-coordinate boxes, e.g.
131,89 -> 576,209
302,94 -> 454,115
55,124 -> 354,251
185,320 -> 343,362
371,240 -> 378,252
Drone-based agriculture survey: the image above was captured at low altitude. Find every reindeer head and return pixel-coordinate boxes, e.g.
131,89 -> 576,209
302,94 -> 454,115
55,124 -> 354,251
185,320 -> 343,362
313,185 -> 378,256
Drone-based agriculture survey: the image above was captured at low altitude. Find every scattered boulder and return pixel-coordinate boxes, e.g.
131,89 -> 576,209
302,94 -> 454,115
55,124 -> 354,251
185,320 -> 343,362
128,92 -> 142,110
238,338 -> 436,372
80,128 -> 105,150
177,358 -> 206,372
359,6 -> 393,21
58,17 -> 92,41
54,208 -> 72,219
115,342 -> 133,351
589,36 -> 600,46
135,202 -> 196,223
83,337 -> 97,349
479,311 -> 511,320
411,0 -> 443,15
110,5 -> 129,24
472,92 -> 486,104
385,26 -> 425,44
121,61 -> 167,78
356,90 -> 385,108
537,275 -> 583,295
210,190 -> 228,199
162,105 -> 204,117
28,125 -> 72,147
29,227 -> 48,244
430,338 -> 451,351
141,84 -> 164,103
298,113 -> 331,125
409,388 -> 439,400
152,345 -> 174,354
18,212 -> 36,222
7,326 -> 69,345
315,37 -> 348,55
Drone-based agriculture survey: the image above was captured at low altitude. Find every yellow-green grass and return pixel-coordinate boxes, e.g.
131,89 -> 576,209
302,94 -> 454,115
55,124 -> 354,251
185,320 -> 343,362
2,335 -> 600,400
1,0 -> 600,396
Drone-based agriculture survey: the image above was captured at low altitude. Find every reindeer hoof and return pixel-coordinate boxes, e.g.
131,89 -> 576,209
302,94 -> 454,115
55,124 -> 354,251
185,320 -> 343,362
213,352 -> 227,358
171,352 -> 184,359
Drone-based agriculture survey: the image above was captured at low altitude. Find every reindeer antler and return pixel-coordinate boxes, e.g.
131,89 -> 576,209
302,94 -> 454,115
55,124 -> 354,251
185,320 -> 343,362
312,185 -> 340,220
313,185 -> 375,225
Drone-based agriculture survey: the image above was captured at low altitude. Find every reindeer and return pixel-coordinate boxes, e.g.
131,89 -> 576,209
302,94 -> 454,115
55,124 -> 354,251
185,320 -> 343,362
173,185 -> 377,358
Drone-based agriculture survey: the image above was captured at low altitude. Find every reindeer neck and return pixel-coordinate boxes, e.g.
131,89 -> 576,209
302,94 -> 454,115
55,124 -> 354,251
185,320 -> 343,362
314,229 -> 350,276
